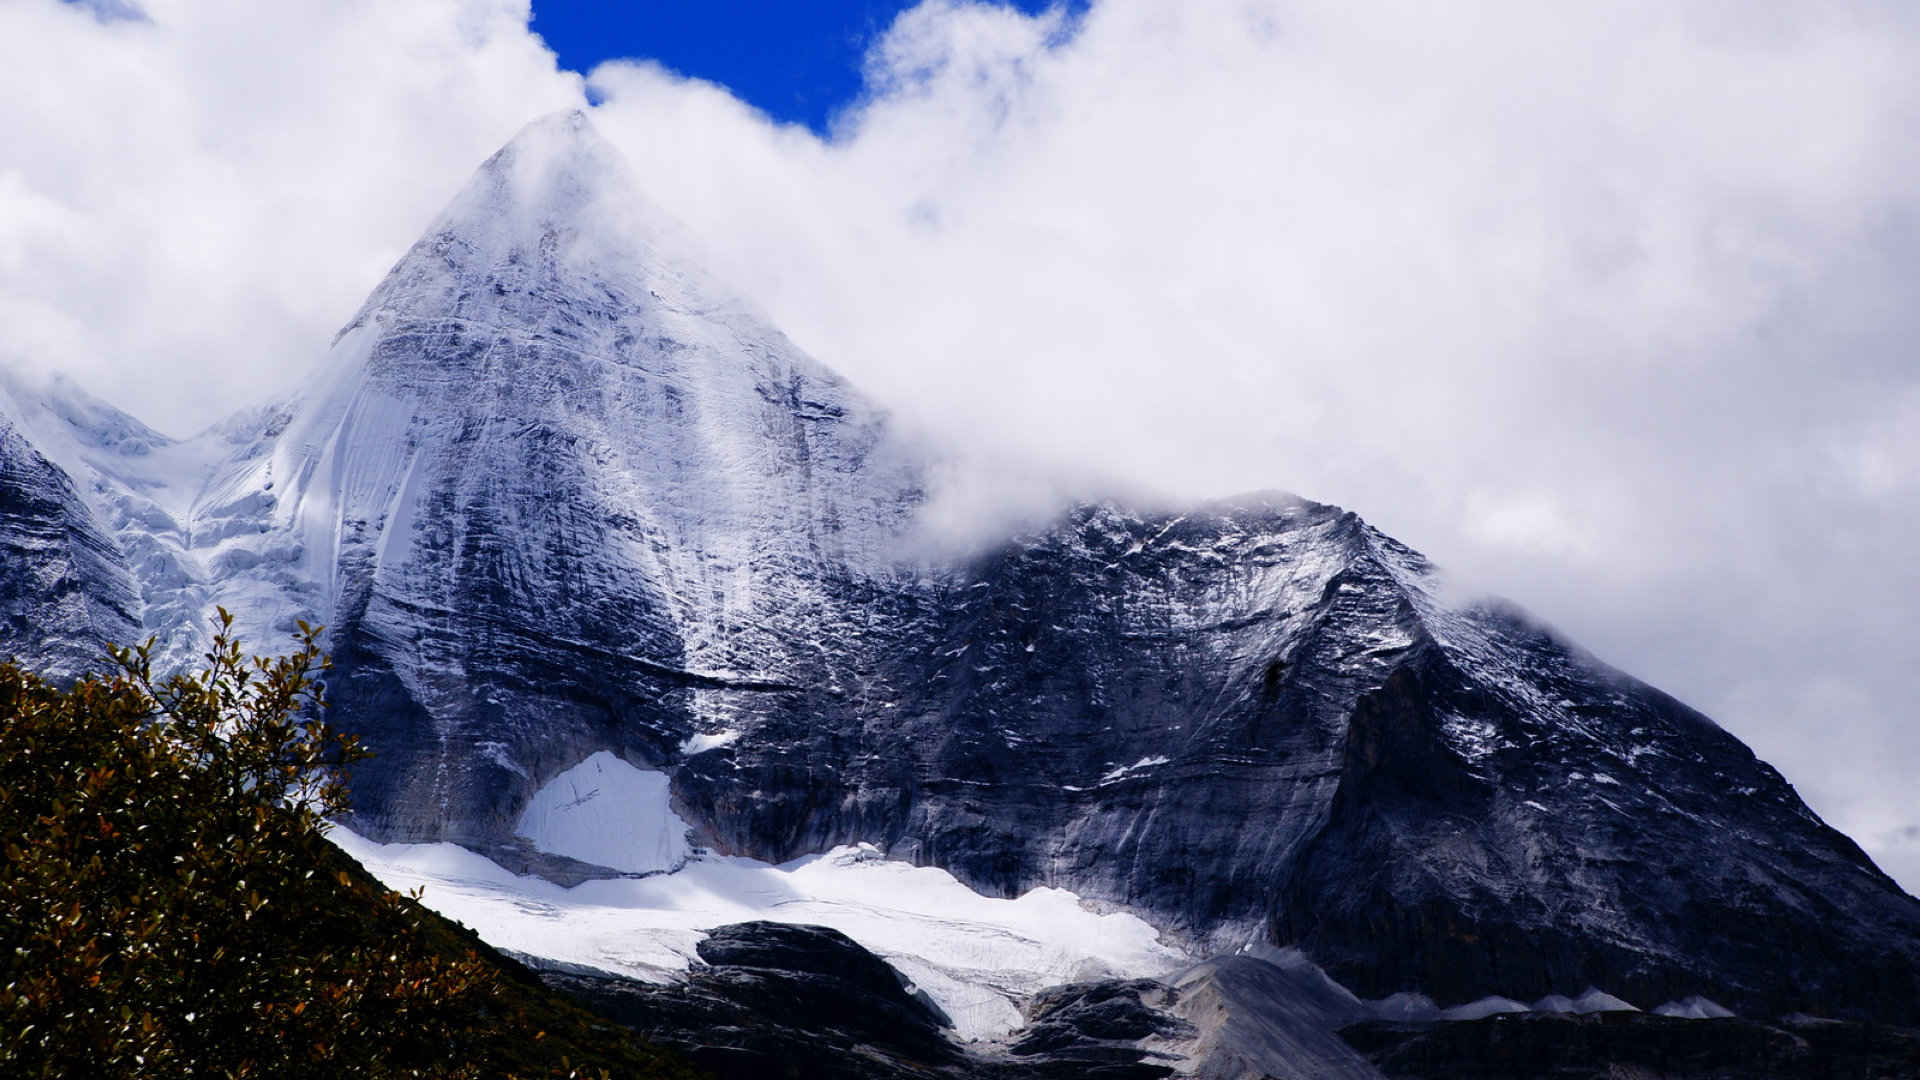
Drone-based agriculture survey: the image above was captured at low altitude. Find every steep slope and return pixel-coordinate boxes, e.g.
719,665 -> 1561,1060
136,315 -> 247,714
0,369 -> 288,671
677,494 -> 1920,1019
0,401 -> 139,676
197,110 -> 930,845
1275,596 -> 1920,1018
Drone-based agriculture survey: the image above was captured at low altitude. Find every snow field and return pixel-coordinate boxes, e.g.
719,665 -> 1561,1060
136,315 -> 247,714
513,752 -> 694,875
330,830 -> 1184,1040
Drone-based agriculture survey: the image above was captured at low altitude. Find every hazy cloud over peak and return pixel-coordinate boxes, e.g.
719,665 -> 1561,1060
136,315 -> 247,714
2,0 -> 585,428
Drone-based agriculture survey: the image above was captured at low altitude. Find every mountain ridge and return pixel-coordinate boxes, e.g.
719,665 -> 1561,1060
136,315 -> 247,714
1,111 -> 1916,1035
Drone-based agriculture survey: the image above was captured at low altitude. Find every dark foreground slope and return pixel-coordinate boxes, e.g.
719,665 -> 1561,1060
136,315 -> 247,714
306,842 -> 708,1079
1342,1012 -> 1920,1080
533,928 -> 1920,1080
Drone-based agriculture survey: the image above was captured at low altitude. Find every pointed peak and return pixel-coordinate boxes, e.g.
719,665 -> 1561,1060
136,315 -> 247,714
488,108 -> 617,171
401,105 -> 698,275
331,102 -> 758,352
455,108 -> 635,225
522,107 -> 596,139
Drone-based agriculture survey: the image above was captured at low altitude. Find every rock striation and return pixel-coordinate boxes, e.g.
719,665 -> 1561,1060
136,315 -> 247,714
0,403 -> 139,677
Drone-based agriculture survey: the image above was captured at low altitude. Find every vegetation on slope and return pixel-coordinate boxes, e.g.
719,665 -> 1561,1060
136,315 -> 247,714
0,614 -> 704,1079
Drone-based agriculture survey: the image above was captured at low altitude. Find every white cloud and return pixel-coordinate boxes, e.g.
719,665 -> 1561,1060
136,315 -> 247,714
3,0 -> 1917,894
590,0 -> 1920,897
0,0 -> 583,430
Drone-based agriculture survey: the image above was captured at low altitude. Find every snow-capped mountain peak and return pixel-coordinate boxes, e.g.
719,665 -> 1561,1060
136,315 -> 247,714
3,115 -> 1917,1035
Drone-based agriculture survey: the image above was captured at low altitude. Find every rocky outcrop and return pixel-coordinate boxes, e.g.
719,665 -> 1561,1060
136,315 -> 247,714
534,923 -> 1355,1080
538,922 -> 965,1080
1274,630 -> 1920,1020
1005,980 -> 1194,1077
0,410 -> 139,678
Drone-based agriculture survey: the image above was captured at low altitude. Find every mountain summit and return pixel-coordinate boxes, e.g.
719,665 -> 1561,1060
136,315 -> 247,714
3,114 -> 1917,1041
182,110 -> 930,843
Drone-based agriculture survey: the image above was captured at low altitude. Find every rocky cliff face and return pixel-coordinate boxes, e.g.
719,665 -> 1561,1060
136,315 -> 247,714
223,111 -> 930,846
0,369 -> 292,673
0,406 -> 139,677
2,111 -> 1916,1027
680,494 -> 1920,1020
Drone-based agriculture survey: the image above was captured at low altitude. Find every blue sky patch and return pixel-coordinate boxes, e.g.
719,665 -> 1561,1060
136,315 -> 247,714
531,0 -> 1082,133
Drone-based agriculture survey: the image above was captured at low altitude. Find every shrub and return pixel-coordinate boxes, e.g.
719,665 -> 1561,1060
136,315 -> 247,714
0,612 -> 698,1079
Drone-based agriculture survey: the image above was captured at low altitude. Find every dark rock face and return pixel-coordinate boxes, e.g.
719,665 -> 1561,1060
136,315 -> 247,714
1007,980 -> 1192,1076
671,494 -> 1920,1022
1340,1012 -> 1920,1080
536,921 -> 1189,1080
546,921 -> 963,1080
0,415 -> 138,678
690,921 -> 955,1038
677,496 -> 1398,927
1273,630 -> 1920,1020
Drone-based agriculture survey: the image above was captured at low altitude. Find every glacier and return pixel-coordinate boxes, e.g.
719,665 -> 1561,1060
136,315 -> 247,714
331,828 -> 1182,1042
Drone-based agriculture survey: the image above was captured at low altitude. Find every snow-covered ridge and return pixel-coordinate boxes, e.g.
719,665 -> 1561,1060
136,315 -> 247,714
0,366 -> 289,668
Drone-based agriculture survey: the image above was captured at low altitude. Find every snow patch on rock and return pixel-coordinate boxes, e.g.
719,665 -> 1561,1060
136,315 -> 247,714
679,730 -> 741,756
1442,995 -> 1532,1020
513,751 -> 692,874
1572,987 -> 1641,1013
1654,995 -> 1736,1019
1101,755 -> 1171,783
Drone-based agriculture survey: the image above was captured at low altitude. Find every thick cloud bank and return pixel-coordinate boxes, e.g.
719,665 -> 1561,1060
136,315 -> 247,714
3,0 -> 1917,891
0,0 -> 585,421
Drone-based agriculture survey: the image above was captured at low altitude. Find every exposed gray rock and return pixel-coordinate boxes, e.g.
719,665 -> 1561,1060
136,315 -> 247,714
1152,952 -> 1385,1080
1006,979 -> 1195,1074
0,407 -> 139,677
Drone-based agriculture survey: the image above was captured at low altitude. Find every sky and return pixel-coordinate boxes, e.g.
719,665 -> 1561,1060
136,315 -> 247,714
2,0 -> 1917,894
530,0 -> 1084,133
